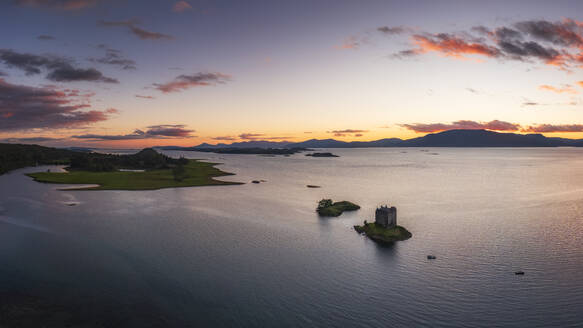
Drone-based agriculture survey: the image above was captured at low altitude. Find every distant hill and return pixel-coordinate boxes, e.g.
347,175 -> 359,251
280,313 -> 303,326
166,130 -> 583,150
397,129 -> 582,147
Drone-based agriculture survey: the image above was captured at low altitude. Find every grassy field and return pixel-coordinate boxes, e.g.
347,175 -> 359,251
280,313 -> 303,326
354,223 -> 412,243
26,160 -> 242,190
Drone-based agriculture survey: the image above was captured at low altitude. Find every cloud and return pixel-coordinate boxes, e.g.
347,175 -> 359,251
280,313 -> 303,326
37,34 -> 55,40
47,67 -> 118,83
390,19 -> 583,70
238,133 -> 264,140
0,49 -> 118,83
98,20 -> 174,40
0,71 -> 6,76
577,81 -> 583,88
154,72 -> 230,93
538,84 -> 578,94
237,133 -> 288,140
522,124 -> 583,133
466,87 -> 479,94
212,136 -> 236,141
409,33 -> 501,59
377,26 -> 407,35
336,35 -> 361,50
15,0 -> 101,10
72,124 -> 195,140
328,129 -> 369,137
173,1 -> 192,12
1,137 -> 62,143
401,120 -> 521,133
146,124 -> 194,137
135,94 -> 155,99
515,19 -> 583,48
522,101 -> 540,106
329,129 -> 368,134
89,45 -> 136,70
0,78 -> 114,131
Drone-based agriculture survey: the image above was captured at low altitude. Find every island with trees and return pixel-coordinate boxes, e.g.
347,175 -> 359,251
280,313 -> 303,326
6,146 -> 242,190
316,199 -> 360,217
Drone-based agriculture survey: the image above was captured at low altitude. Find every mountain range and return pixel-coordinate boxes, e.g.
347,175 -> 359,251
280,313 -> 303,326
157,129 -> 583,150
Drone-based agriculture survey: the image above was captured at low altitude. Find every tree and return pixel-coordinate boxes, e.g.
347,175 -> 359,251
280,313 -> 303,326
318,199 -> 333,209
172,163 -> 187,181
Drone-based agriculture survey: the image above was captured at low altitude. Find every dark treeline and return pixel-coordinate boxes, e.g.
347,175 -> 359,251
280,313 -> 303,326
0,144 -> 75,175
68,148 -> 186,172
0,144 -> 185,175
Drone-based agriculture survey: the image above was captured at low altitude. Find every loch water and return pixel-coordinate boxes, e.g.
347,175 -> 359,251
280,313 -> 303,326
1,148 -> 583,327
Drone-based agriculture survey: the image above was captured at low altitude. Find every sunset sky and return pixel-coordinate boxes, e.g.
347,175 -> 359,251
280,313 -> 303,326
1,0 -> 582,147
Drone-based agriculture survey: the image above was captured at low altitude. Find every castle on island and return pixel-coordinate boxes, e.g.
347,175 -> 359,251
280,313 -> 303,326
375,205 -> 397,228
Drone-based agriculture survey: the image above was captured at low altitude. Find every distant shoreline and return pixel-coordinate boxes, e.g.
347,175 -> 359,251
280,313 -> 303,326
157,130 -> 583,150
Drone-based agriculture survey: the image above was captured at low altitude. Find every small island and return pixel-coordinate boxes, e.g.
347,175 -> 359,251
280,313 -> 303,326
306,152 -> 339,157
26,148 -> 241,190
354,205 -> 412,244
316,199 -> 360,217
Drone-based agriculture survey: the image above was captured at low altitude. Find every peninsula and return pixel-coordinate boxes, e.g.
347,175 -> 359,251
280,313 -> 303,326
317,199 -> 360,217
25,148 -> 241,190
354,205 -> 412,244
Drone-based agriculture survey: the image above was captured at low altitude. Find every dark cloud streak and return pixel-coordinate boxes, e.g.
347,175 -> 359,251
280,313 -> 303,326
154,72 -> 230,93
0,78 -> 115,131
0,49 -> 118,83
72,125 -> 195,140
90,45 -> 136,70
98,19 -> 173,40
14,0 -> 101,10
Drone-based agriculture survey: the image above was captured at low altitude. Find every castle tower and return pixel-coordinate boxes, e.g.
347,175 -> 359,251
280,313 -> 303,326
375,205 -> 397,228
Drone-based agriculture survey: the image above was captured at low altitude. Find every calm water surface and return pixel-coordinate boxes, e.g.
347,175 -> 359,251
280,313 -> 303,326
1,148 -> 583,327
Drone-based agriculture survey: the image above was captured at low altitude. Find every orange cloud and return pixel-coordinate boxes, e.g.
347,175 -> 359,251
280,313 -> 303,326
522,124 -> 583,133
577,81 -> 583,88
391,19 -> 583,70
411,34 -> 499,59
538,84 -> 578,94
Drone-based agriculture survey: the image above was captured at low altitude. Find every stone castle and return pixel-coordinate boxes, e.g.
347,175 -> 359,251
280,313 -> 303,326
375,205 -> 397,228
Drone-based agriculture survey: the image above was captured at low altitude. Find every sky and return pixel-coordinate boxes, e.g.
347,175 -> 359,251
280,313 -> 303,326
0,0 -> 582,147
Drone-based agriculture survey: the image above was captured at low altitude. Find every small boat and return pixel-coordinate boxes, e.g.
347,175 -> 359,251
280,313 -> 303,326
515,271 -> 525,275
427,255 -> 436,260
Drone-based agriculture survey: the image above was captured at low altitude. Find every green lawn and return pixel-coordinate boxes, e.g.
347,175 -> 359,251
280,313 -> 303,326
26,160 -> 242,190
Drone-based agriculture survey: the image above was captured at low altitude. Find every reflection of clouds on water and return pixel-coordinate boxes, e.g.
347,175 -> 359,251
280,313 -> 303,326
188,206 -> 233,219
0,215 -> 52,233
4,196 -> 44,208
